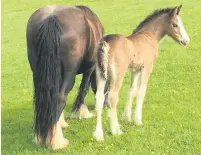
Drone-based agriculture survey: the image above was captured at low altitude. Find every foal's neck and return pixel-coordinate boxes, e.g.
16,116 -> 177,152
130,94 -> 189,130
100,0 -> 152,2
134,14 -> 167,42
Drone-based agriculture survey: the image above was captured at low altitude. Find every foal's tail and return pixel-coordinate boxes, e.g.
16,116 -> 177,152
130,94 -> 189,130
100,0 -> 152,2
33,15 -> 62,144
97,41 -> 110,80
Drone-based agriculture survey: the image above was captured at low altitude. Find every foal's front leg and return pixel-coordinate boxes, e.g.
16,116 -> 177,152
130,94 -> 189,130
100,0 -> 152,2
123,70 -> 140,121
134,69 -> 150,125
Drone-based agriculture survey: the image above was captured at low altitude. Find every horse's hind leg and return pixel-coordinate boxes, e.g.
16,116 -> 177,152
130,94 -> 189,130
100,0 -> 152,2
123,70 -> 140,121
133,68 -> 151,125
59,71 -> 76,128
48,70 -> 76,149
71,66 -> 94,119
47,122 -> 68,150
44,76 -> 74,148
59,111 -> 68,128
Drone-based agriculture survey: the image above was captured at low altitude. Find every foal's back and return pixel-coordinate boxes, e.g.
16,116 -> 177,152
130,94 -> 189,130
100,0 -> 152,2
103,32 -> 157,72
103,34 -> 130,73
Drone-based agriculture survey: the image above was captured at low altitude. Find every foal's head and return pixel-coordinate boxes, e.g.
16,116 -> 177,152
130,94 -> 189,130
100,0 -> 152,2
165,5 -> 190,46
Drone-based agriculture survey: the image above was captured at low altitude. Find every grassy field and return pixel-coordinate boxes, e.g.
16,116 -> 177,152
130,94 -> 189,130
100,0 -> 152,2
2,0 -> 201,154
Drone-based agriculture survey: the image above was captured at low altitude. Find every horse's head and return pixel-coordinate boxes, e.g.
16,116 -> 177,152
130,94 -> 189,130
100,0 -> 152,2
166,5 -> 190,47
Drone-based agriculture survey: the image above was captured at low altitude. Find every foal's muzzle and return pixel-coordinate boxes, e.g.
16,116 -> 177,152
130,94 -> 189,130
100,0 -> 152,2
180,38 -> 190,46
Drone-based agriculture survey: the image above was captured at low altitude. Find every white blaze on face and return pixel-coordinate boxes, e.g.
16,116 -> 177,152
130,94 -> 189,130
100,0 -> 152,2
177,16 -> 190,43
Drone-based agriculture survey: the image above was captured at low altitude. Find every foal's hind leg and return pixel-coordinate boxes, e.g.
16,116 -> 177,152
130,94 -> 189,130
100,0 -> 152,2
108,72 -> 125,135
133,69 -> 151,125
93,67 -> 106,141
91,71 -> 110,107
123,70 -> 140,121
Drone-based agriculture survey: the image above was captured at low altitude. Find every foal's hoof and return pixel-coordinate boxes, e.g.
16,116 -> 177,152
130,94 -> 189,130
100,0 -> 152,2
122,112 -> 131,122
111,128 -> 123,135
79,104 -> 94,119
134,118 -> 143,126
93,130 -> 104,141
51,138 -> 69,150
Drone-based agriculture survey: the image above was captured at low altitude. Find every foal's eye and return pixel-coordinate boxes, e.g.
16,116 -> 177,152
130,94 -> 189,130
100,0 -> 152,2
172,23 -> 178,28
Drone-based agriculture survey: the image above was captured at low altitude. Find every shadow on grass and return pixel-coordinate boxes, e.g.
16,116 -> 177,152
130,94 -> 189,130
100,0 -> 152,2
1,102 -> 96,154
1,106 -> 57,154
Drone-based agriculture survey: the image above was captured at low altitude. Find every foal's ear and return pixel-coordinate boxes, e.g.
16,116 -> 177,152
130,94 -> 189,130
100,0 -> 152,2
177,5 -> 182,15
169,6 -> 178,17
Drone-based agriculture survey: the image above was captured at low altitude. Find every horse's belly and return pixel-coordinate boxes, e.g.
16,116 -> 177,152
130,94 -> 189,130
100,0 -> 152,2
77,60 -> 95,74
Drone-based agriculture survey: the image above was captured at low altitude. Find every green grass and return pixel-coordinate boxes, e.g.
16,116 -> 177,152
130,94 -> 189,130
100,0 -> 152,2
2,0 -> 201,154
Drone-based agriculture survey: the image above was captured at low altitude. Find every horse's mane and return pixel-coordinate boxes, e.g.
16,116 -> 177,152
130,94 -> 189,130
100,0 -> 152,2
132,7 -> 174,34
76,5 -> 104,32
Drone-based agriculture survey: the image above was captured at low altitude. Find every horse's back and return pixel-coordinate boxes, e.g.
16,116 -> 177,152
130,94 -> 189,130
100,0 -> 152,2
27,5 -> 85,33
28,5 -> 80,21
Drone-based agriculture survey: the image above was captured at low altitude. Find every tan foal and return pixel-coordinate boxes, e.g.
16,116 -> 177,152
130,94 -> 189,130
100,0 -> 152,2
94,5 -> 190,141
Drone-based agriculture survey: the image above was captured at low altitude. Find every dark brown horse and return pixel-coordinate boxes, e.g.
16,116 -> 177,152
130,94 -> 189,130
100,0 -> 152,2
26,5 -> 103,149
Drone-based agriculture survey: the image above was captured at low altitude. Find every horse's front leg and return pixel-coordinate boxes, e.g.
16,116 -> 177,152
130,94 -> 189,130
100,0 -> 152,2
71,66 -> 94,119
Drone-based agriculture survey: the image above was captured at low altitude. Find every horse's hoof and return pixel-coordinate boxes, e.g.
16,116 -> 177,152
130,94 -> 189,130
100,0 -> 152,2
60,120 -> 68,128
59,112 -> 68,128
80,112 -> 93,119
33,135 -> 42,145
93,130 -> 104,141
51,138 -> 69,150
79,104 -> 94,119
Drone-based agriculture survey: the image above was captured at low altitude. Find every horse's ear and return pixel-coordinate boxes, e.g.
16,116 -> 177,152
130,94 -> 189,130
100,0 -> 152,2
169,6 -> 177,17
177,5 -> 182,15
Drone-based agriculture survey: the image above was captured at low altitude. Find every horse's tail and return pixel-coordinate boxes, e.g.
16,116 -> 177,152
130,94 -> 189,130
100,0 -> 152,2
97,40 -> 110,80
33,15 -> 62,144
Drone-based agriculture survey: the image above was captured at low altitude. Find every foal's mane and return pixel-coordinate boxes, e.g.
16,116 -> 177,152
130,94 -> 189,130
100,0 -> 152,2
76,5 -> 103,31
132,7 -> 174,34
